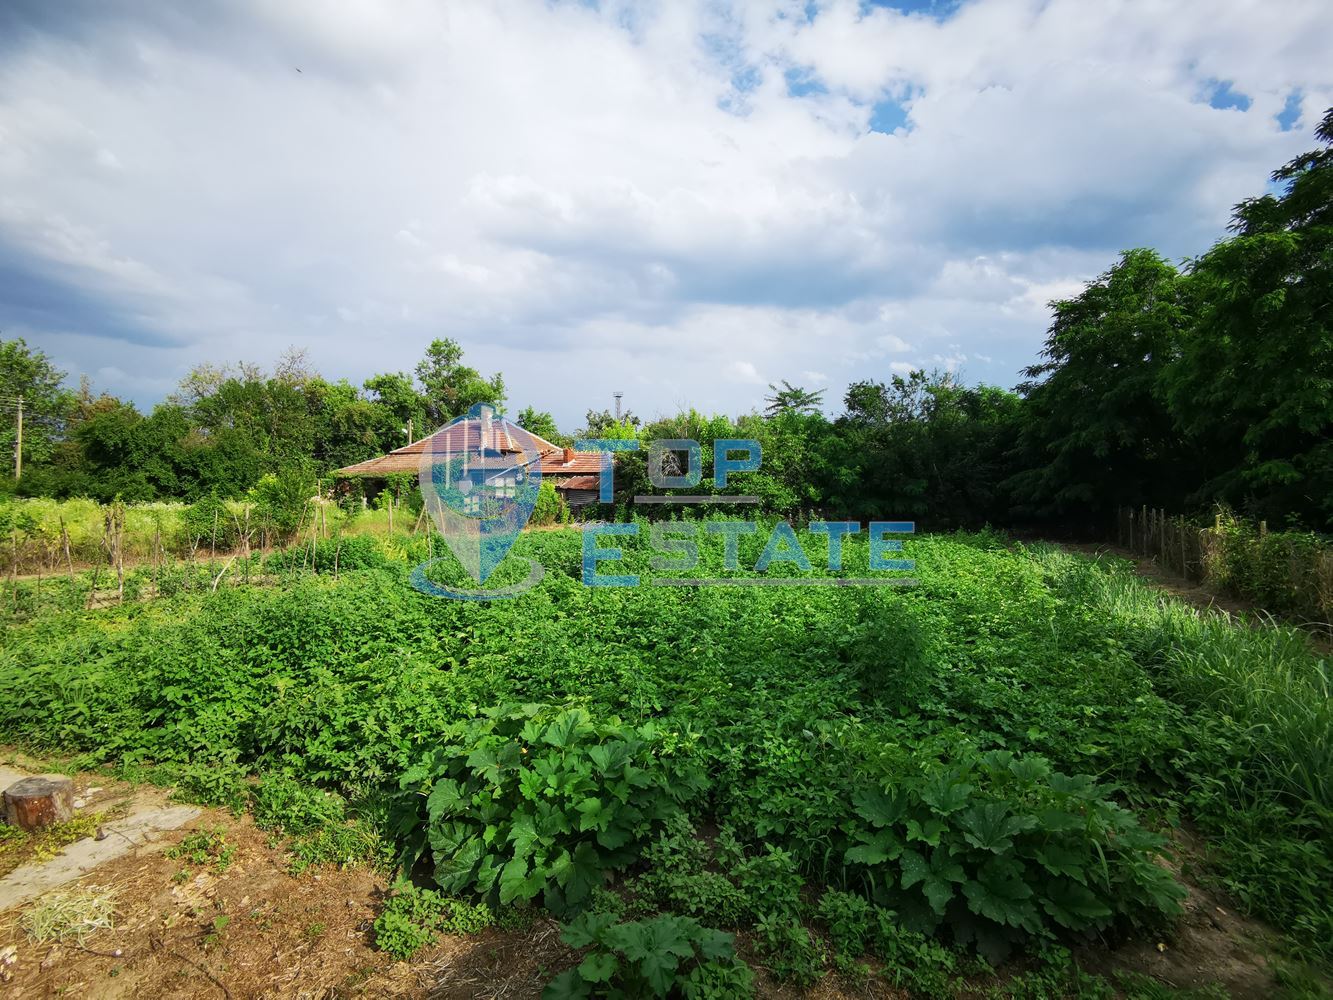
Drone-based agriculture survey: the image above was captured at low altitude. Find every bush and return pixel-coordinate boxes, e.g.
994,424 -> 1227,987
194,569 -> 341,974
837,750 -> 1184,962
532,480 -> 567,526
390,704 -> 708,915
249,470 -> 315,541
544,912 -> 752,999
373,884 -> 494,959
181,493 -> 239,551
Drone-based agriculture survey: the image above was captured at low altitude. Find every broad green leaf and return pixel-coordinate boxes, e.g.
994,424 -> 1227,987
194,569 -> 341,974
577,952 -> 618,984
1041,877 -> 1112,929
560,911 -> 618,948
434,836 -> 484,893
425,777 -> 466,822
508,813 -> 540,860
920,774 -> 974,814
963,862 -> 1039,931
541,968 -> 592,1000
542,711 -> 588,749
845,829 -> 903,865
958,803 -> 1036,853
905,817 -> 946,846
576,796 -> 610,832
852,787 -> 907,827
1034,843 -> 1086,881
902,847 -> 966,915
1008,756 -> 1052,783
466,746 -> 504,787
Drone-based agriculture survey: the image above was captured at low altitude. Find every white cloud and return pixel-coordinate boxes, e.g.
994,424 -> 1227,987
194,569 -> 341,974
876,334 -> 913,352
0,0 -> 1330,427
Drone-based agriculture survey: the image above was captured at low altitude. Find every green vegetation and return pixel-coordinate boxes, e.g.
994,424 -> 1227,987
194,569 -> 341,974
167,827 -> 237,873
2,524 -> 1328,994
373,884 -> 497,959
544,911 -> 752,999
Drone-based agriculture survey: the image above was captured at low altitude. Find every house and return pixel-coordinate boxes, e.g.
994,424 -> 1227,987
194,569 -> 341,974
333,412 -> 605,508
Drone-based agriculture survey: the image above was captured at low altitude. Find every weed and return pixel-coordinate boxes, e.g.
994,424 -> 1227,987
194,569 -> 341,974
372,884 -> 495,960
167,828 -> 236,872
544,912 -> 752,998
753,913 -> 826,987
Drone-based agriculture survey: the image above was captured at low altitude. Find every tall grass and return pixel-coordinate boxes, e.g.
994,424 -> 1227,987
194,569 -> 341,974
1033,545 -> 1330,809
1031,544 -> 1333,953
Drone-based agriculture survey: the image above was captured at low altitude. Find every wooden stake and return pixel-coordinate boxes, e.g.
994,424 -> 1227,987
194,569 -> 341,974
59,516 -> 74,580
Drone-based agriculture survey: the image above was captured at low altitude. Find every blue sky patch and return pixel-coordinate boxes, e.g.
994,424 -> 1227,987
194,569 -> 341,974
869,98 -> 910,134
1276,91 -> 1301,131
1206,79 -> 1251,111
785,66 -> 827,98
860,0 -> 961,20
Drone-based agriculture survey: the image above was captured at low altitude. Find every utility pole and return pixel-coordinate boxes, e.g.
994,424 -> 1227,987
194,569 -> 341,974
406,417 -> 413,444
13,395 -> 21,481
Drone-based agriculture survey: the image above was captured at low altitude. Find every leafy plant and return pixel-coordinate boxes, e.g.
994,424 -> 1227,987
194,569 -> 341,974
391,704 -> 707,915
753,913 -> 826,987
835,750 -> 1185,962
372,884 -> 495,959
167,828 -> 236,872
544,912 -> 752,999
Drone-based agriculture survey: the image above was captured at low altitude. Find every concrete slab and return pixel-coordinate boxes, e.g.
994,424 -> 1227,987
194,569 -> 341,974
0,804 -> 200,912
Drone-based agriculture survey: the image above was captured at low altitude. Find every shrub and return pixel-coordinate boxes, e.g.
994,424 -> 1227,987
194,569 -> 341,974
532,480 -> 567,526
390,704 -> 708,915
544,912 -> 752,999
838,750 -> 1185,963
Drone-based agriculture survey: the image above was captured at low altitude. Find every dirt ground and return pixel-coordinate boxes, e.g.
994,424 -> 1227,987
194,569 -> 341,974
0,779 -> 1303,1000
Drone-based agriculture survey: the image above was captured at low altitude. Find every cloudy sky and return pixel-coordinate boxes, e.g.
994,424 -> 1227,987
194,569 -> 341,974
1,0 -> 1330,428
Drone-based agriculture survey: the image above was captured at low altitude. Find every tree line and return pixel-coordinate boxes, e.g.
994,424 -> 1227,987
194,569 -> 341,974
2,109 -> 1329,533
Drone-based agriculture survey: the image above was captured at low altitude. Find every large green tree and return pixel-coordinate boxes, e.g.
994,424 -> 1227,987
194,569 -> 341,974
414,338 -> 506,426
1007,249 -> 1195,518
1163,108 -> 1333,527
0,337 -> 75,479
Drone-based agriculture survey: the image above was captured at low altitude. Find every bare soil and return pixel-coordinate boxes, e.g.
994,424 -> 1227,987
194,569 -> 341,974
0,791 -> 1301,999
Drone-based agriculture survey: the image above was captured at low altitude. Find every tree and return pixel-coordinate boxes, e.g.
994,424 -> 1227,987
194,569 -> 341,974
579,408 -> 640,438
831,370 -> 1020,524
364,371 -> 428,449
764,380 -> 825,416
0,337 -> 75,477
516,406 -> 565,446
1163,107 -> 1333,527
1006,249 -> 1195,519
414,338 -> 506,425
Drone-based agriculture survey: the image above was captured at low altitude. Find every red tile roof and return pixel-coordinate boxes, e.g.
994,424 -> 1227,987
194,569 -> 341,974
537,451 -> 605,474
553,475 -> 600,490
334,418 -> 605,479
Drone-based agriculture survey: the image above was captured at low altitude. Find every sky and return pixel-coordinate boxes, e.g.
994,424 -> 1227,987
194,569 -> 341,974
1,0 -> 1330,430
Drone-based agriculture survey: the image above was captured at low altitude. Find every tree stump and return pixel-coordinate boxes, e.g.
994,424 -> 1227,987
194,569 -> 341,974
3,776 -> 75,831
